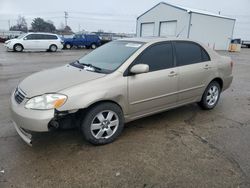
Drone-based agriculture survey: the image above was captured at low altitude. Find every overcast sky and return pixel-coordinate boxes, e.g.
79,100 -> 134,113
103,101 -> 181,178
0,0 -> 249,39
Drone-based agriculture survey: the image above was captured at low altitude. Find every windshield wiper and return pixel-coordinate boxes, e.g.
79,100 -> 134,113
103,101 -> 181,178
70,60 -> 111,74
74,60 -> 103,72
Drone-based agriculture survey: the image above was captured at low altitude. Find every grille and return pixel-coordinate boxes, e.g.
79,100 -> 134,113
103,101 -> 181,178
14,88 -> 26,104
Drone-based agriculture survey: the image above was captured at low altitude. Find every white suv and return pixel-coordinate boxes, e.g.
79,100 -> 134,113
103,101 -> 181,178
4,32 -> 63,52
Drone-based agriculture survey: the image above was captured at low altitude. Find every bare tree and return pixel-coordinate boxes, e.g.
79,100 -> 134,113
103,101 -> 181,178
10,15 -> 28,32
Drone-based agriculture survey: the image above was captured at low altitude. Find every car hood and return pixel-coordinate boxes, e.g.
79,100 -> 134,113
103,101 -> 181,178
5,39 -> 17,43
19,65 -> 105,98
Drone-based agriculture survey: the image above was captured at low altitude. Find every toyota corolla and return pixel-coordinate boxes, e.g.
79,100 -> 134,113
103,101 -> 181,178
10,38 -> 233,146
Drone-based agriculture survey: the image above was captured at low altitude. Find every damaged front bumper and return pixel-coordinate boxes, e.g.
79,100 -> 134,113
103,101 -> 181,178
10,92 -> 55,146
12,121 -> 32,146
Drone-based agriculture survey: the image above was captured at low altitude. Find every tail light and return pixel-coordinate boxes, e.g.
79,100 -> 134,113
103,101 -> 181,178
230,61 -> 234,69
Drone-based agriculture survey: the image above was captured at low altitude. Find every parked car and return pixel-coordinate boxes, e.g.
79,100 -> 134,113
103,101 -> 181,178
0,37 -> 8,43
11,38 -> 233,146
63,34 -> 101,49
242,40 -> 250,48
4,32 -> 64,52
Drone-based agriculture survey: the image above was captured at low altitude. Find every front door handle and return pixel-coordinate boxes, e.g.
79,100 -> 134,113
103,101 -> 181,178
168,71 -> 178,77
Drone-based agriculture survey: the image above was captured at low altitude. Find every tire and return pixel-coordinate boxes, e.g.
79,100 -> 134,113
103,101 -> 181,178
13,44 -> 23,52
198,81 -> 221,110
81,102 -> 124,145
65,43 -> 72,49
91,43 -> 97,49
49,44 -> 57,52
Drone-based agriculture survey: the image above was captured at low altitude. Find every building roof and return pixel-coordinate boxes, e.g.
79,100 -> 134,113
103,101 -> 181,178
138,2 -> 235,21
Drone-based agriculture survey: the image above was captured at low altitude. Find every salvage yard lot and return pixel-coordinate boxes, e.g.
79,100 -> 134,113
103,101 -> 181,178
0,44 -> 250,188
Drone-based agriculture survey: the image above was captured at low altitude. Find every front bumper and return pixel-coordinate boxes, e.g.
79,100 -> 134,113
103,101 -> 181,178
4,43 -> 12,50
12,120 -> 32,146
11,92 -> 55,132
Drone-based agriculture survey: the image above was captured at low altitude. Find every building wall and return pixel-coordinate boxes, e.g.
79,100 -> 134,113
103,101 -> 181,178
189,13 -> 235,50
137,3 -> 190,38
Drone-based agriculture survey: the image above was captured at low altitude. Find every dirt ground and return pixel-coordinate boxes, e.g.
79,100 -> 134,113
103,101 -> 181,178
0,45 -> 250,188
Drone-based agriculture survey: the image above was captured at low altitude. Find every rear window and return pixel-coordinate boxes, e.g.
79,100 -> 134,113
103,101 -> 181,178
42,34 -> 58,40
25,34 -> 57,40
175,41 -> 210,66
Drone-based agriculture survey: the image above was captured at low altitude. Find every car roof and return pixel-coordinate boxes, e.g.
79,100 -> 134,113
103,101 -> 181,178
118,37 -> 196,43
118,37 -> 220,59
26,32 -> 58,35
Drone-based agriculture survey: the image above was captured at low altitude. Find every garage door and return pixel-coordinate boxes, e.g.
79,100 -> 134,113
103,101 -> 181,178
141,23 -> 154,37
159,21 -> 177,37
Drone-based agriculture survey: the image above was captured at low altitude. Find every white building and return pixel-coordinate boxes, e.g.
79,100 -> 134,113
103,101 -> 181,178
136,2 -> 236,50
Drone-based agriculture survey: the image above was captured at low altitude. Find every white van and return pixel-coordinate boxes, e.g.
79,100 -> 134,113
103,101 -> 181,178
4,32 -> 64,52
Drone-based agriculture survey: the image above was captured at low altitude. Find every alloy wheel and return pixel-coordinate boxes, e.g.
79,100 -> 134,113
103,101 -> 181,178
90,110 -> 119,139
206,85 -> 219,106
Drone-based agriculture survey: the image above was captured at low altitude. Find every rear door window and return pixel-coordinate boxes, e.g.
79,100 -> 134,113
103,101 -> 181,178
35,34 -> 44,40
175,41 -> 210,66
201,48 -> 210,61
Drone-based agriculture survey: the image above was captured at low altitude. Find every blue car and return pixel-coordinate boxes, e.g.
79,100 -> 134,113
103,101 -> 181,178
63,34 -> 101,49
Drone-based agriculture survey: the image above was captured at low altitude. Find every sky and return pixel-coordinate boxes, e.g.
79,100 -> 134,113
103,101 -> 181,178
0,0 -> 250,39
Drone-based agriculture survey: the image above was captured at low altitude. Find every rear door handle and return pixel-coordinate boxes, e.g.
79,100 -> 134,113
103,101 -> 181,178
168,71 -> 178,77
204,64 -> 211,70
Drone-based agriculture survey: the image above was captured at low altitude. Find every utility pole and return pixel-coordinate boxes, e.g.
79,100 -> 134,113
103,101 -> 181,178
8,20 -> 10,30
64,11 -> 68,26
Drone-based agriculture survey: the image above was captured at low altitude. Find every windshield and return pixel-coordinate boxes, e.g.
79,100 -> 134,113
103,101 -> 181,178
17,33 -> 27,39
78,41 -> 144,73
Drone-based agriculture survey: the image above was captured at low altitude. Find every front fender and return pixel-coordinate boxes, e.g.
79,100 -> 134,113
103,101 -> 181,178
59,91 -> 126,113
57,72 -> 128,114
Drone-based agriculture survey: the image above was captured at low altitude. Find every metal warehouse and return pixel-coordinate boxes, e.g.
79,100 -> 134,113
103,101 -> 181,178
136,2 -> 236,50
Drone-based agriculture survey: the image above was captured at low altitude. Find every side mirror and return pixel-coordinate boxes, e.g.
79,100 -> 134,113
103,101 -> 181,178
130,64 -> 149,75
23,37 -> 27,40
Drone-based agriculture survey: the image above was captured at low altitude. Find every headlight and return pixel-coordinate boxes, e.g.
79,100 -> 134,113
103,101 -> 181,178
25,94 -> 67,110
5,41 -> 11,45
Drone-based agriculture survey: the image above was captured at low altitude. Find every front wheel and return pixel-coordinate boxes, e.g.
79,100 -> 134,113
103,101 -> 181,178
81,102 -> 124,145
14,44 -> 23,52
49,44 -> 57,52
198,81 -> 221,110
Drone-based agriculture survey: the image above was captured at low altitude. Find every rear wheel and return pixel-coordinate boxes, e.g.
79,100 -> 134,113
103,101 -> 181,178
13,44 -> 23,52
65,43 -> 72,49
49,44 -> 57,52
198,81 -> 221,110
91,43 -> 97,49
81,102 -> 124,145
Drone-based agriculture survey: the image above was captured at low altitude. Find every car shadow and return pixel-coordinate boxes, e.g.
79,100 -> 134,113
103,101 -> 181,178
30,103 -> 200,151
